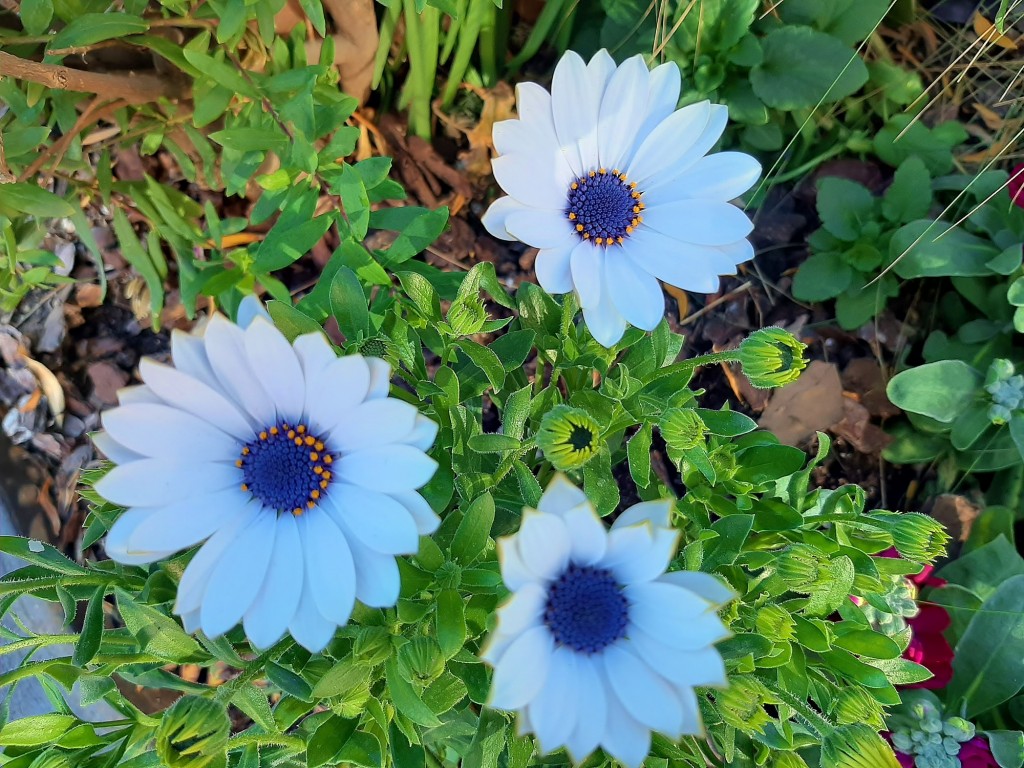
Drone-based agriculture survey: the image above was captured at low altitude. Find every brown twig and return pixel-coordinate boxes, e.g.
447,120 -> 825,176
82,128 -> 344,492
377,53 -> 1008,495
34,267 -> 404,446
18,97 -> 129,182
0,50 -> 185,104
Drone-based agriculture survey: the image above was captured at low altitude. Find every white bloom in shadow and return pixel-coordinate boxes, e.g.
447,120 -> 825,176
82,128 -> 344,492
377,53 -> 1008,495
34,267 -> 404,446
483,49 -> 761,347
93,297 -> 440,653
481,475 -> 736,768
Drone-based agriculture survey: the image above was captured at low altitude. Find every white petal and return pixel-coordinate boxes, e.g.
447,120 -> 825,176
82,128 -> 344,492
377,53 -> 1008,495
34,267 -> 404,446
623,227 -> 734,293
324,483 -> 419,554
498,536 -> 535,591
551,51 -> 601,177
482,196 -> 530,241
613,499 -> 672,530
199,508 -> 277,638
171,329 -> 217,386
517,511 -> 571,582
649,105 -> 730,190
203,314 -> 276,425
403,415 -> 438,451
516,81 -> 555,123
330,398 -> 419,451
581,285 -> 628,348
236,295 -> 271,328
347,541 -> 400,607
492,155 -> 569,210
564,656 -> 607,763
647,152 -> 761,204
127,487 -> 251,554
586,49 -> 617,95
717,238 -> 755,266
104,509 -> 178,565
389,490 -> 440,536
596,55 -> 650,171
487,625 -> 554,709
537,474 -> 589,516
96,459 -> 239,507
336,445 -> 437,492
570,240 -> 603,309
101,403 -> 240,462
181,609 -> 201,634
657,571 -> 737,606
299,511 -> 356,625
529,647 -> 579,754
496,582 -> 547,641
626,101 -> 711,186
505,209 -> 576,250
634,62 -> 682,148
289,568 -> 337,653
535,245 -> 575,294
600,672 -> 652,768
643,200 -> 753,246
244,513 -> 303,649
174,510 -> 253,615
675,685 -> 704,735
139,359 -> 255,439
91,431 -> 144,465
244,317 -> 305,414
605,253 -> 665,332
629,631 -> 727,688
116,385 -> 162,405
626,582 -> 730,650
603,644 -> 683,735
307,355 -> 370,434
609,527 -> 678,584
562,504 -> 607,566
293,332 -> 337,386
513,81 -> 581,177
366,357 -> 392,400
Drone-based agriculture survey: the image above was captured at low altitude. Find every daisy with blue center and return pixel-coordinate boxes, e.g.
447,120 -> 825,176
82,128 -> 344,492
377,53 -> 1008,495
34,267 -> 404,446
92,298 -> 440,653
481,475 -> 735,768
483,49 -> 761,347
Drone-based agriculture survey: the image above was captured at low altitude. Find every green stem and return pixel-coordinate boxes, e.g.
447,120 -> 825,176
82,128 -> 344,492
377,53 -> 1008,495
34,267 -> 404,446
0,633 -> 79,657
228,733 -> 306,752
758,678 -> 834,738
770,142 -> 849,184
213,641 -> 291,703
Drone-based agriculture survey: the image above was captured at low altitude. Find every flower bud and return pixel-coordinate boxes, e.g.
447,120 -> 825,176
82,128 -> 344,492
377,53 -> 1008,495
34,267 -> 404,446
830,687 -> 885,730
156,696 -> 230,768
755,604 -> 795,643
775,544 -> 823,590
358,335 -> 396,365
537,405 -> 601,470
875,512 -> 949,563
941,717 -> 975,743
447,295 -> 487,336
820,724 -> 902,768
771,754 -> 809,768
738,327 -> 808,389
353,626 -> 392,666
659,408 -> 708,452
398,637 -> 444,684
716,678 -> 772,734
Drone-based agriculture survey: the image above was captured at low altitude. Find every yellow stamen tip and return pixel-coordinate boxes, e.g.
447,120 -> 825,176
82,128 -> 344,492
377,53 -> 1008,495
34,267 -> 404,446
294,437 -> 303,446
242,447 -> 249,455
324,455 -> 333,464
589,171 -> 596,177
315,466 -> 324,475
571,182 -> 579,190
269,426 -> 278,435
259,431 -> 268,440
569,212 -> 576,220
297,425 -> 306,434
307,500 -> 315,509
599,168 -> 606,174
241,483 -> 248,491
310,452 -> 319,461
630,182 -> 637,188
235,459 -> 243,468
304,436 -> 315,446
315,441 -> 324,451
311,490 -> 320,499
293,507 -> 302,516
576,224 -> 584,232
617,236 -> 624,244
287,430 -> 296,439
320,480 -> 329,489
583,232 -> 590,239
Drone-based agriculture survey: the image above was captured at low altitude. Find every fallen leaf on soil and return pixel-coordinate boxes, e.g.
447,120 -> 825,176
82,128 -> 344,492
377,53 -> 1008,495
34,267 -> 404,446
87,362 -> 128,407
22,357 -> 65,427
74,283 -> 104,309
832,395 -> 892,454
759,361 -> 846,446
927,493 -> 980,542
973,12 -> 1018,50
842,357 -> 900,418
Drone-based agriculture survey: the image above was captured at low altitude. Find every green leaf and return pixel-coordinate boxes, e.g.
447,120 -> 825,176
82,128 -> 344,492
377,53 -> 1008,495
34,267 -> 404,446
455,340 -> 505,392
307,715 -> 358,768
734,444 -> 806,484
694,409 -> 757,437
703,514 -> 754,570
329,266 -> 370,340
72,585 -> 105,667
882,156 -> 932,223
265,662 -> 313,701
833,629 -> 901,659
48,13 -> 148,51
385,657 -> 442,727
20,0 -> 53,36
114,588 -> 204,661
873,116 -> 968,175
987,731 -> 1024,768
374,207 -> 450,267
466,433 -> 521,453
806,556 -> 856,616
817,177 -> 875,241
891,220 -> 1001,278
0,183 -> 75,218
886,360 -> 981,423
947,574 -> 1024,718
627,423 -> 653,489
937,535 -> 1024,600
266,300 -> 325,342
0,535 -> 89,575
450,493 -> 494,565
232,685 -> 275,731
0,714 -> 77,747
435,589 -> 467,659
209,127 -> 288,153
865,656 -> 935,686
298,0 -> 326,34
254,213 -> 333,272
792,251 -> 853,301
112,209 -> 164,329
750,26 -> 868,110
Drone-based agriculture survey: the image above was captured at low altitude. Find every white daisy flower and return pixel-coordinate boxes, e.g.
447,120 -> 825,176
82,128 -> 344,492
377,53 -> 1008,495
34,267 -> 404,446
92,298 -> 440,653
481,475 -> 735,768
482,49 -> 761,347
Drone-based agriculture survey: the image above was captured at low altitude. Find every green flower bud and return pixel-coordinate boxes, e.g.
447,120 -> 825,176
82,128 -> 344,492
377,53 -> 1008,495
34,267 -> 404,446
332,677 -> 372,719
156,696 -> 230,768
984,358 -> 1016,388
353,626 -> 392,666
398,637 -> 444,684
875,512 -> 949,563
775,544 -> 823,590
771,754 -> 809,768
708,445 -> 738,482
821,724 -> 902,768
660,408 -> 708,452
537,405 -> 601,470
358,335 -> 396,365
447,295 -> 487,337
716,678 -> 772,735
755,604 -> 795,642
941,717 -> 975,743
830,687 -> 886,730
738,327 -> 808,389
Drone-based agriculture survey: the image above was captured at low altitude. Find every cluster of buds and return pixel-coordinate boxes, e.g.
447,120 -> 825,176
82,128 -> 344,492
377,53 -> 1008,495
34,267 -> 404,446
984,359 -> 1024,425
890,698 -> 978,768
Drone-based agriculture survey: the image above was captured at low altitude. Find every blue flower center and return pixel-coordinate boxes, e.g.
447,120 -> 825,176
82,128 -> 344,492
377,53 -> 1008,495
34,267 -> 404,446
565,169 -> 645,246
544,564 -> 629,654
237,422 -> 334,515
